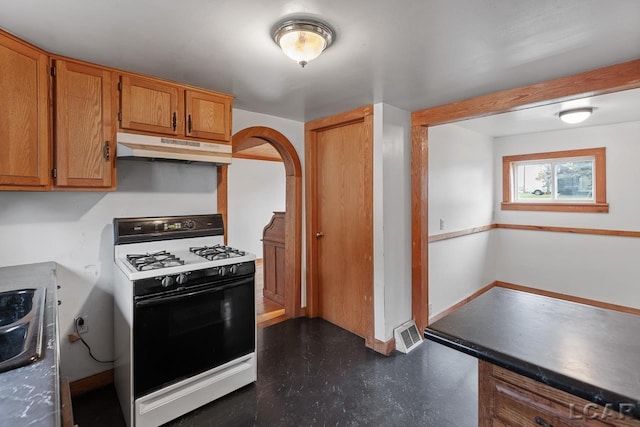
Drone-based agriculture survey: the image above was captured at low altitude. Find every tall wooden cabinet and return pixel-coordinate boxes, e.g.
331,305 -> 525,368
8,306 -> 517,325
53,59 -> 114,188
262,212 -> 286,306
0,33 -> 49,190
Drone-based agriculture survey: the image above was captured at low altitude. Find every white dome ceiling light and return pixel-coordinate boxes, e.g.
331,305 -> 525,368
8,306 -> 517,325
559,107 -> 593,124
272,19 -> 335,68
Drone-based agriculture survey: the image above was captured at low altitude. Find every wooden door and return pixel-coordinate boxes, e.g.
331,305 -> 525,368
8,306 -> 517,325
185,89 -> 231,142
54,60 -> 113,188
0,33 -> 49,189
120,75 -> 179,136
312,108 -> 373,339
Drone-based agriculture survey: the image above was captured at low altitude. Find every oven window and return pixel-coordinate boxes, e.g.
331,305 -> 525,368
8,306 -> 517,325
133,276 -> 255,397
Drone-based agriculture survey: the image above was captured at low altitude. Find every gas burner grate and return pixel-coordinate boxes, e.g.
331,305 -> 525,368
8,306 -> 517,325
190,244 -> 246,261
126,250 -> 185,271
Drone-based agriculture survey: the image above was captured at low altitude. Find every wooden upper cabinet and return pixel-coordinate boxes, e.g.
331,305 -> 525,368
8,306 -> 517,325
0,29 -> 234,193
0,33 -> 49,189
53,59 -> 114,189
117,73 -> 232,143
185,90 -> 231,142
120,75 -> 179,136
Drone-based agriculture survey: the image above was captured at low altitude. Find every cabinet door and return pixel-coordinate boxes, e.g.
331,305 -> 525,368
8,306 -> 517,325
120,75 -> 179,135
185,90 -> 231,142
54,60 -> 113,188
0,34 -> 49,189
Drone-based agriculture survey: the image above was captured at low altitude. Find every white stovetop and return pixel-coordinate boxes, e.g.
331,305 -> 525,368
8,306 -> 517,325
114,236 -> 256,281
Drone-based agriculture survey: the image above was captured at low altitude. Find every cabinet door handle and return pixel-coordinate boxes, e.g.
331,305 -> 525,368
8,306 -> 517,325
316,232 -> 324,239
188,114 -> 192,134
103,141 -> 110,161
535,416 -> 553,427
172,112 -> 177,131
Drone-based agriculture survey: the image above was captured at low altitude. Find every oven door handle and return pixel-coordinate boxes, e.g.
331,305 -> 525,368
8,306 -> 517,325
135,278 -> 252,308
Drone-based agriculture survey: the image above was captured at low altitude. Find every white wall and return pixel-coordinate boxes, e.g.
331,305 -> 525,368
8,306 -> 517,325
429,232 -> 496,315
428,124 -> 496,318
372,104 -> 413,341
494,121 -> 640,308
495,229 -> 640,308
0,161 -> 217,381
429,125 -> 494,233
227,158 -> 285,258
233,109 -> 305,160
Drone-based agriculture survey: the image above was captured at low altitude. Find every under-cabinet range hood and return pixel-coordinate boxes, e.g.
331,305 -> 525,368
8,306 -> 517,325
116,132 -> 232,165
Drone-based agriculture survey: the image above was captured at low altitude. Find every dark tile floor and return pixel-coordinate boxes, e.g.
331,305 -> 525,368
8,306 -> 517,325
73,318 -> 477,426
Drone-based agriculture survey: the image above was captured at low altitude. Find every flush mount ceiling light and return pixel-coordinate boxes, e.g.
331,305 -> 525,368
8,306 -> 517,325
559,107 -> 593,124
272,18 -> 334,68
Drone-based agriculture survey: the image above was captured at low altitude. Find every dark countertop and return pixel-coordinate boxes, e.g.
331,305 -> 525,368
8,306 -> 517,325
0,262 -> 59,427
424,287 -> 640,420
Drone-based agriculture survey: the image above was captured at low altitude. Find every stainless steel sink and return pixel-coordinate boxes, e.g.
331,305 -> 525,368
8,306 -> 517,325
0,288 -> 46,373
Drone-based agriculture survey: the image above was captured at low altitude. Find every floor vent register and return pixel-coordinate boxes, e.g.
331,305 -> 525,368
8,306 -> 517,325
394,320 -> 423,354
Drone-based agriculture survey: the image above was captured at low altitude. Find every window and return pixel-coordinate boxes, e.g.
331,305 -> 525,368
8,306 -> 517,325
502,148 -> 608,212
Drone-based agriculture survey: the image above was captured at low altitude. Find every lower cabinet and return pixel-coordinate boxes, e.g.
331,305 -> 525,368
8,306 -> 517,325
479,360 -> 640,427
60,377 -> 76,427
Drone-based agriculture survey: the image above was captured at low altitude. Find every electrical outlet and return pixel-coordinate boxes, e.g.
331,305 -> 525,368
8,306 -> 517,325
75,315 -> 88,334
428,303 -> 433,315
439,219 -> 444,231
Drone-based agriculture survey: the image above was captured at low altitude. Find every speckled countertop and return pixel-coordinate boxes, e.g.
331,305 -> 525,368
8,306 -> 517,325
425,287 -> 640,420
0,262 -> 59,427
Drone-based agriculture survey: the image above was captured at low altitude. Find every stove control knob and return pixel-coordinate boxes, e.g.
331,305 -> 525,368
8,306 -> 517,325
218,266 -> 227,277
161,276 -> 174,288
184,220 -> 195,229
229,265 -> 238,275
176,273 -> 189,285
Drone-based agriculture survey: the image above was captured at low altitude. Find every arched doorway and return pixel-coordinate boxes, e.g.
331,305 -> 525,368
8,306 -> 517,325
217,126 -> 303,319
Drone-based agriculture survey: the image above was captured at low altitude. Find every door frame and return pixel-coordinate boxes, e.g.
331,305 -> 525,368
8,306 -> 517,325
217,126 -> 303,318
305,105 -> 375,345
410,59 -> 640,332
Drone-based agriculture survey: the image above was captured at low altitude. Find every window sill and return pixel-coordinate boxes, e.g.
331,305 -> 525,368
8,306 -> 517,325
501,202 -> 609,213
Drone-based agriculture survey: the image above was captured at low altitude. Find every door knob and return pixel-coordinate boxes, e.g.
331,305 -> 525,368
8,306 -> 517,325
316,232 -> 324,239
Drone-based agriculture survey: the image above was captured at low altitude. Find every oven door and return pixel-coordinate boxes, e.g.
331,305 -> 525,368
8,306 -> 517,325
133,274 -> 255,398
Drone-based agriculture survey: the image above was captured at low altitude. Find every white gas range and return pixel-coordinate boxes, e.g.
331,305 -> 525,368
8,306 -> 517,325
113,214 -> 257,427
114,238 -> 256,281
